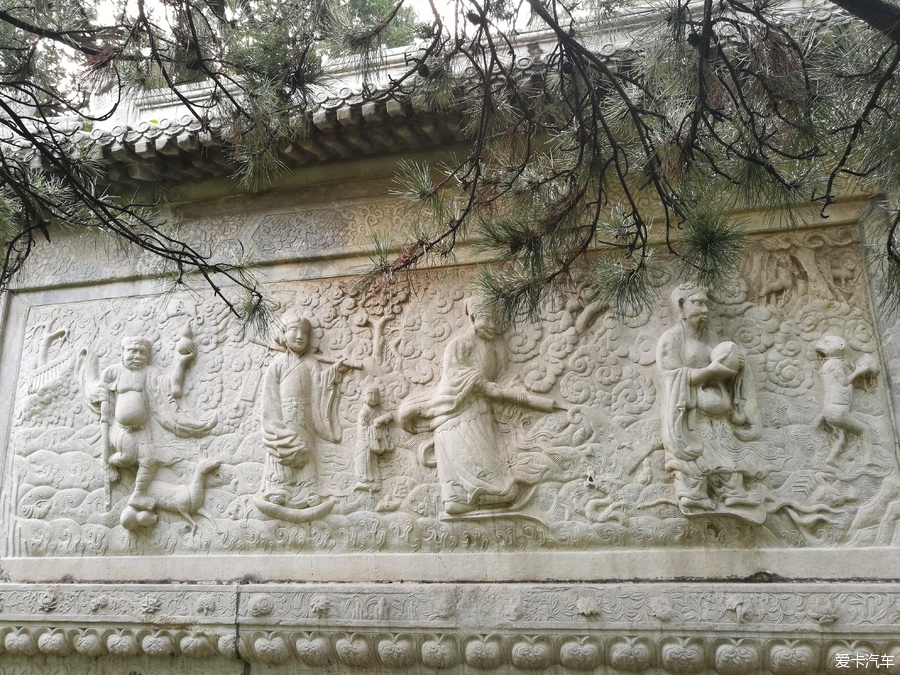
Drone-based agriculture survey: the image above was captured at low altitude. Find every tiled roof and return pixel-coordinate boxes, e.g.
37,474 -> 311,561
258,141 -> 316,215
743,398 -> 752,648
87,98 -> 467,185
12,2 -> 848,187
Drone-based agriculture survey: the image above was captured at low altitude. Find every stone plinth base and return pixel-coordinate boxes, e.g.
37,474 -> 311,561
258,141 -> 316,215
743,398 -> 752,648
0,580 -> 897,673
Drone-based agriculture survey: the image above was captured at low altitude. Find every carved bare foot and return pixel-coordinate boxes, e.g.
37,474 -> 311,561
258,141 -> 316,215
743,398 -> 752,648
262,490 -> 289,506
135,509 -> 157,527
679,496 -> 715,512
128,494 -> 156,511
285,493 -> 321,509
724,494 -> 761,508
443,500 -> 474,515
120,505 -> 158,530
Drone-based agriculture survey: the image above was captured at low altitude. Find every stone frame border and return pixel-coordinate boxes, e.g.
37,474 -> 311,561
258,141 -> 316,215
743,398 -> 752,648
0,581 -> 898,673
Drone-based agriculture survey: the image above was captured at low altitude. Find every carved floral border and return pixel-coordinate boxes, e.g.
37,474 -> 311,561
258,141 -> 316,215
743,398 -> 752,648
0,582 -> 898,672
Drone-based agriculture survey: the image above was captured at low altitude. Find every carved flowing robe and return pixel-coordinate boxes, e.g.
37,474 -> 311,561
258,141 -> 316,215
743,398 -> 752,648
399,329 -> 519,511
657,324 -> 761,497
260,352 -> 342,504
354,405 -> 392,486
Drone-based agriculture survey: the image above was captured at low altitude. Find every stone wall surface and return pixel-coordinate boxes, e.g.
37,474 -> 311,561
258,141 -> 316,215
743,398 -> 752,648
0,178 -> 898,673
0,581 -> 898,673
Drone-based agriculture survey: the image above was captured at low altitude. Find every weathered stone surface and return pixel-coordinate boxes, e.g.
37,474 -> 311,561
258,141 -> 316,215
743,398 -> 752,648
0,169 -> 897,671
4,224 -> 894,560
0,581 -> 897,673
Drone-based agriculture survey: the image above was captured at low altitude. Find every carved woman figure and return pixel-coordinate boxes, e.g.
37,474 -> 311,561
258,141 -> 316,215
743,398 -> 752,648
656,284 -> 763,519
399,298 -> 558,516
259,312 -> 349,508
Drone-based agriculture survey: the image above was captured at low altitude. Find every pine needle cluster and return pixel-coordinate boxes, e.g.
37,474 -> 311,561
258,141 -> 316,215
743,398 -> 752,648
382,0 -> 900,318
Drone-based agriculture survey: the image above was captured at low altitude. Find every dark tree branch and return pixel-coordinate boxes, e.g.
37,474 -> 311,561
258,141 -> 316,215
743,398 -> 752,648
0,9 -> 112,56
829,0 -> 900,45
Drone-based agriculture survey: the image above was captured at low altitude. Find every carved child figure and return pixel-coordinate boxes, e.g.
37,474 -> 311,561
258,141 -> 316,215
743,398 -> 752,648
259,312 -> 351,508
813,334 -> 878,465
354,384 -> 393,491
92,334 -> 215,529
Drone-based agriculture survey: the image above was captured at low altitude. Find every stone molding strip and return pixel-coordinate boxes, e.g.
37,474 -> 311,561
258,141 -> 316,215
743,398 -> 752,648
5,549 -> 900,584
0,581 -> 897,673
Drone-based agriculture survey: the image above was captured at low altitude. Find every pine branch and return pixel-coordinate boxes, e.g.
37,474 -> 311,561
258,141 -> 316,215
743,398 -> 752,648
828,0 -> 900,45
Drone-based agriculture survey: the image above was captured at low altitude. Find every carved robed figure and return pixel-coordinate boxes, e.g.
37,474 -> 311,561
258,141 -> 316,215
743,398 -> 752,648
400,299 -> 557,517
353,384 -> 393,491
259,313 -> 348,509
656,285 -> 764,521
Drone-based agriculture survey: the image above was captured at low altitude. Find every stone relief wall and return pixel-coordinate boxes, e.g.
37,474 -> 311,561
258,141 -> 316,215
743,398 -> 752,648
6,225 -> 899,558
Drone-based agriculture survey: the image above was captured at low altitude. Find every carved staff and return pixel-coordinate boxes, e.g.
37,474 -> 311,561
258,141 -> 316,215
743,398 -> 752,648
484,383 -> 563,412
315,355 -> 364,370
249,338 -> 364,370
99,397 -> 112,511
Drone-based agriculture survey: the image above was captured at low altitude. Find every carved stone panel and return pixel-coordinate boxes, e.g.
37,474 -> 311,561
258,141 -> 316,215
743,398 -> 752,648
0,581 -> 898,674
3,225 -> 898,564
10,198 -> 408,290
